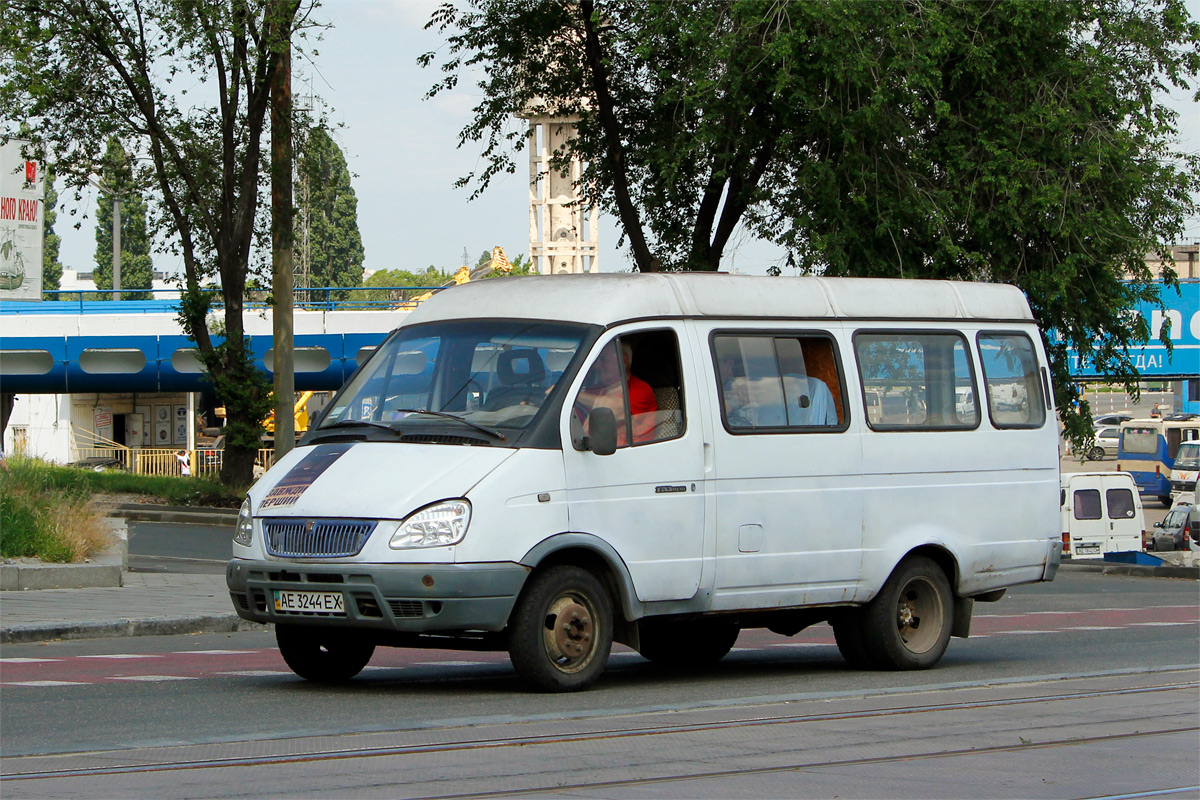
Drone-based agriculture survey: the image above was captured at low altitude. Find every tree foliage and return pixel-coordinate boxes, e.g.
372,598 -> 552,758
295,125 -> 364,293
1,0 -> 310,485
93,138 -> 154,300
41,168 -> 62,298
425,0 -> 1200,448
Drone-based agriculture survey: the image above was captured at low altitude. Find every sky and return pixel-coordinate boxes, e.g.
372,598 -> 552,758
53,0 -> 1200,283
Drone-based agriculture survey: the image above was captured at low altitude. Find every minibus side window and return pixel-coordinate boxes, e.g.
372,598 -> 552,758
977,333 -> 1046,429
713,333 -> 846,432
571,331 -> 685,449
1073,489 -> 1102,521
853,332 -> 977,430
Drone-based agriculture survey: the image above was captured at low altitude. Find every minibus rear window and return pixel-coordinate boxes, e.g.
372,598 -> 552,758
1122,427 -> 1159,454
1073,489 -> 1102,521
1106,488 -> 1136,520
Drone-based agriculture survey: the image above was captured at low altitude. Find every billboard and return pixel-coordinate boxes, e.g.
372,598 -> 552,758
1067,280 -> 1200,379
0,139 -> 44,301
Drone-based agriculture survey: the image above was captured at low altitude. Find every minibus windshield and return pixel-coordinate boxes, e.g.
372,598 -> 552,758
1175,442 -> 1200,470
319,320 -> 589,438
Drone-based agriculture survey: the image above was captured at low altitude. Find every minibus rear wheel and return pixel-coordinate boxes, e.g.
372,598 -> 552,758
507,565 -> 614,692
858,556 -> 953,670
275,624 -> 376,682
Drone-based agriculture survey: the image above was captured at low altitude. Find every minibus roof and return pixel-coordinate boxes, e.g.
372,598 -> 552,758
406,273 -> 1035,327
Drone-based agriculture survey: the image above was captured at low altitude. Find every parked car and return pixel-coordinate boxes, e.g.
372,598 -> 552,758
1082,427 -> 1122,461
1093,413 -> 1133,426
1150,502 -> 1193,552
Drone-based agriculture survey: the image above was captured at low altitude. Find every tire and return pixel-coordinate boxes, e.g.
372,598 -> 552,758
831,610 -> 872,669
507,565 -> 613,692
1160,496 -> 1173,509
1087,446 -> 1105,461
855,556 -> 954,670
275,624 -> 375,683
637,619 -> 740,667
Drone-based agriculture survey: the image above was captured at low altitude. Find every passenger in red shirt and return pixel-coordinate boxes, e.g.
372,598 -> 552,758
576,341 -> 658,446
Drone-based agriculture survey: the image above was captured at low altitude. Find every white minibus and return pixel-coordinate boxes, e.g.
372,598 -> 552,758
1059,472 -> 1145,557
227,274 -> 1063,691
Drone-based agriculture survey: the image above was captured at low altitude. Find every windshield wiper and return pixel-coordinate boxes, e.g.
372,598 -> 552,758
389,409 -> 507,441
317,419 -> 404,436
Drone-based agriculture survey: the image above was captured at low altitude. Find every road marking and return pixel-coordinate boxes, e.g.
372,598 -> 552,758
76,654 -> 161,659
1066,626 -> 1122,631
108,675 -> 198,682
218,670 -> 293,677
409,661 -> 490,667
177,649 -> 258,655
1127,621 -> 1197,627
3,680 -> 88,687
994,630 -> 1058,635
0,657 -> 62,664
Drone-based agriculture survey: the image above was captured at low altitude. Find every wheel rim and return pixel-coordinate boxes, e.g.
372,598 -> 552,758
894,576 -> 945,654
542,593 -> 596,674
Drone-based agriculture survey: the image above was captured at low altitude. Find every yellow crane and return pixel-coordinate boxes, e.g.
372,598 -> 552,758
264,390 -> 316,435
398,246 -> 512,309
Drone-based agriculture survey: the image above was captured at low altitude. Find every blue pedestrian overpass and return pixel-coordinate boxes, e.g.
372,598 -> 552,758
0,299 -> 406,394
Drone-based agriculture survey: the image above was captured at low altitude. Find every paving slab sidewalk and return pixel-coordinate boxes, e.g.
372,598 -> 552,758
0,571 -> 264,644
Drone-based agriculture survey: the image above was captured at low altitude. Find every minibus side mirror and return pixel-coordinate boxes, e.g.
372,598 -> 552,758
587,407 -> 618,456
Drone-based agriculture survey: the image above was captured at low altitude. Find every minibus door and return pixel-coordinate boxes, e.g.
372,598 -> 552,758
561,327 -> 707,603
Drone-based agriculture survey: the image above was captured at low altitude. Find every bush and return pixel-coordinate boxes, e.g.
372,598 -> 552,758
30,461 -> 242,507
0,458 -> 113,562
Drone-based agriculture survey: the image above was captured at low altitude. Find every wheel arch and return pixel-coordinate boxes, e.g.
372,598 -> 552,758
519,533 -> 642,624
900,544 -> 960,593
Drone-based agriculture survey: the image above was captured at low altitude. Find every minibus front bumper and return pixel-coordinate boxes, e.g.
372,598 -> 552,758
226,559 -> 529,632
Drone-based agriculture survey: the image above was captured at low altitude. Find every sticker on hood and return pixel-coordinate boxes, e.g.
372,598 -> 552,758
260,443 -> 354,509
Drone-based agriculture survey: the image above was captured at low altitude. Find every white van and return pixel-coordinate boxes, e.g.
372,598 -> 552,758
1059,472 -> 1145,557
227,274 -> 1062,691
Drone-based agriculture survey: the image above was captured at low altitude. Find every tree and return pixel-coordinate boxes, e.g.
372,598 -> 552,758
93,138 -> 154,300
42,168 -> 62,299
2,0 -> 308,485
425,0 -> 1200,449
295,125 -> 364,295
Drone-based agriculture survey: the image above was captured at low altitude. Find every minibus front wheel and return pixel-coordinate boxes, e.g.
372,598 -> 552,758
275,624 -> 376,683
507,565 -> 614,692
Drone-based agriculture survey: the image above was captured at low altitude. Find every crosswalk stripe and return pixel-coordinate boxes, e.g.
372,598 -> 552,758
3,680 -> 88,686
77,654 -> 160,659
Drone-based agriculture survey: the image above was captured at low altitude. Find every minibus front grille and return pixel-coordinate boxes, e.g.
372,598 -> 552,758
263,519 -> 377,558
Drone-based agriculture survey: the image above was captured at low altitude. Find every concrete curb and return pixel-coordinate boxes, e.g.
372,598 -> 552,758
1059,561 -> 1200,580
0,518 -> 128,591
0,615 -> 269,644
112,503 -> 238,526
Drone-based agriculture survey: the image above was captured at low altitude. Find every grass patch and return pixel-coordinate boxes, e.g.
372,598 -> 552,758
1,459 -> 114,562
1,457 -> 243,562
16,459 -> 243,508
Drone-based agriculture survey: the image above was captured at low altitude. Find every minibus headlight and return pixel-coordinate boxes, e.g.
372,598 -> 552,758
390,500 -> 471,549
234,498 -> 253,546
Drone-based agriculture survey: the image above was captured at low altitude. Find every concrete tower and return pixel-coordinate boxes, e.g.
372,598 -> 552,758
522,114 -> 599,275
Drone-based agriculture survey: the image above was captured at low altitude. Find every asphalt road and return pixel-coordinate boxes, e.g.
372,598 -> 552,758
1,570 -> 1196,799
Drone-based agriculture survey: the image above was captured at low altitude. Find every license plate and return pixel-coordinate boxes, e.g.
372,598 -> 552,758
273,590 -> 345,615
1075,542 -> 1101,554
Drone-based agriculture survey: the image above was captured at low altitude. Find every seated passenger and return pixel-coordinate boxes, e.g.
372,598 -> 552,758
784,374 -> 839,426
575,341 -> 658,445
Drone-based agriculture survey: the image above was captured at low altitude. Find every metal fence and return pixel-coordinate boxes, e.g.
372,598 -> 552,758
71,447 -> 275,478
